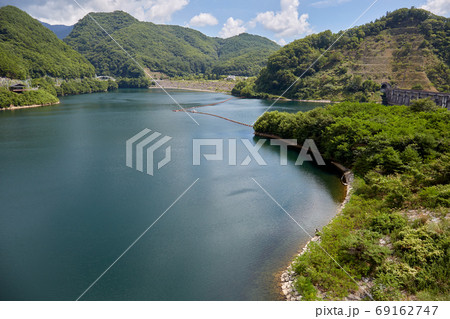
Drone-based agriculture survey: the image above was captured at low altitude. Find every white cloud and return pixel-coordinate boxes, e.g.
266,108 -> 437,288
189,13 -> 218,27
421,0 -> 450,15
277,38 -> 287,46
310,0 -> 351,9
252,0 -> 311,38
147,0 -> 189,23
219,17 -> 246,38
14,0 -> 189,25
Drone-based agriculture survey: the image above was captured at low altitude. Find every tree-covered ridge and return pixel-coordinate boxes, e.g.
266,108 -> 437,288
0,6 -> 95,79
63,11 -> 139,54
77,21 -> 217,78
213,33 -> 281,76
234,8 -> 449,102
64,12 -> 280,77
254,102 -> 449,300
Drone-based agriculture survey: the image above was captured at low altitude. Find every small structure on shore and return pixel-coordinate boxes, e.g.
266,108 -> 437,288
96,75 -> 116,81
9,83 -> 27,93
382,83 -> 450,109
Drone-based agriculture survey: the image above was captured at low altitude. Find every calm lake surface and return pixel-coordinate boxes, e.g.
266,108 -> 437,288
0,89 -> 345,300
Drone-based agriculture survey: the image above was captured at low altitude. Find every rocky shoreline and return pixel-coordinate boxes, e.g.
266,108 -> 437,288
275,98 -> 333,103
0,101 -> 60,111
252,133 -> 355,300
280,170 -> 354,301
152,79 -> 235,93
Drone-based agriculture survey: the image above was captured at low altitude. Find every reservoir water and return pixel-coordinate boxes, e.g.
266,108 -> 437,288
0,89 -> 345,300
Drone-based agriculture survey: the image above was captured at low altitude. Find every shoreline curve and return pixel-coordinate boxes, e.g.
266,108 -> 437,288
254,132 -> 354,301
0,101 -> 60,111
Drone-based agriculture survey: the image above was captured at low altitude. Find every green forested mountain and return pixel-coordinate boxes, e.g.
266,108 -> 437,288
64,11 -> 280,77
233,8 -> 450,102
0,6 -> 95,79
212,33 -> 282,76
0,6 -> 279,80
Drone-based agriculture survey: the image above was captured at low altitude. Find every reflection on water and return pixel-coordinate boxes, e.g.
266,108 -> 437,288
0,89 -> 344,300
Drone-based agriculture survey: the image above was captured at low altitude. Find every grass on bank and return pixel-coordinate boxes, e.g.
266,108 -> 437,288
254,100 -> 449,300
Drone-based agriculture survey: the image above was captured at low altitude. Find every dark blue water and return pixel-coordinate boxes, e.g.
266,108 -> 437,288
0,89 -> 344,300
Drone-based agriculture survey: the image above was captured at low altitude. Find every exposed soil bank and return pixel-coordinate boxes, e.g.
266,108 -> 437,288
153,79 -> 235,93
0,101 -> 60,111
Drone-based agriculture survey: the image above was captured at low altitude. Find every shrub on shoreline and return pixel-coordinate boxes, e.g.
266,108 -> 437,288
0,88 -> 59,108
255,102 -> 449,300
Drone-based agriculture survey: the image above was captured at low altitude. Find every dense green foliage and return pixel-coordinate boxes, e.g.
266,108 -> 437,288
0,76 -> 151,109
0,77 -> 120,108
0,87 -> 59,108
0,6 -> 95,79
255,103 -> 449,300
64,11 -> 280,77
57,78 -> 117,96
213,33 -> 281,76
117,77 -> 153,88
410,98 -> 439,112
234,8 -> 450,101
231,77 -> 280,99
31,77 -> 118,97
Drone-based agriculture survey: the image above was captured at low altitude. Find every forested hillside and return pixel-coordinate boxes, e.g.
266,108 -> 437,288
255,101 -> 449,300
213,33 -> 281,76
233,8 -> 450,102
64,11 -> 280,77
0,6 -> 95,79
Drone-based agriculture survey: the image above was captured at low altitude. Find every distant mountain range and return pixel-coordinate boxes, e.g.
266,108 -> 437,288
3,4 -> 448,94
40,21 -> 74,40
63,11 -> 280,77
0,6 -> 279,79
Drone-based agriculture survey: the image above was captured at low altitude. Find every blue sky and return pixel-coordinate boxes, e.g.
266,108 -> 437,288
0,0 -> 449,44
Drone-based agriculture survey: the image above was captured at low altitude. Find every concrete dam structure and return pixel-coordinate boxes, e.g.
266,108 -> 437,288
382,83 -> 450,109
